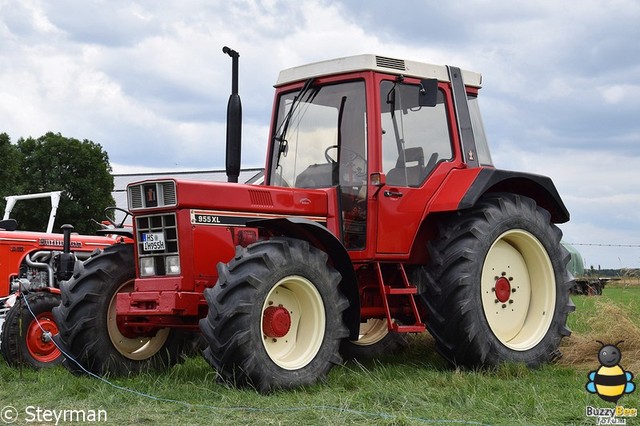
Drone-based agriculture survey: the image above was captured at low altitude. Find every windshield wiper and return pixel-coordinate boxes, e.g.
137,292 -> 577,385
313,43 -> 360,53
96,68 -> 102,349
273,78 -> 315,165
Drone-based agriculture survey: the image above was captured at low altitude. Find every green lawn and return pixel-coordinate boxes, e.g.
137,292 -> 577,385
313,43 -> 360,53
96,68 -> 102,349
1,288 -> 639,425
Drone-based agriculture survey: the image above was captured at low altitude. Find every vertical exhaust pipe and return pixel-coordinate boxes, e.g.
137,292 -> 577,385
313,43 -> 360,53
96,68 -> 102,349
223,46 -> 242,183
56,224 -> 76,282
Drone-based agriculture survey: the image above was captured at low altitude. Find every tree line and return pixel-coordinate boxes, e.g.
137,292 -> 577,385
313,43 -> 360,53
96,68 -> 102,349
0,132 -> 115,234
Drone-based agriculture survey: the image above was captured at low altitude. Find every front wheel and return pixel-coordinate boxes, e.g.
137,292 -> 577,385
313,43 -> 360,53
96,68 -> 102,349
417,193 -> 575,368
52,243 -> 192,375
199,238 -> 349,392
1,292 -> 63,368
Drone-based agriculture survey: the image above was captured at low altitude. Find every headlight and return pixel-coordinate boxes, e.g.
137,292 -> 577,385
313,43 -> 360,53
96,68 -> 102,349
165,255 -> 181,275
140,257 -> 155,277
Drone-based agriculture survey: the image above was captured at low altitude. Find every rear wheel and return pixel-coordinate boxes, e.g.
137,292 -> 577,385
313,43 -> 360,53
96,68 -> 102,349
418,193 -> 574,367
340,319 -> 408,360
52,243 -> 191,375
199,238 -> 349,392
1,292 -> 63,368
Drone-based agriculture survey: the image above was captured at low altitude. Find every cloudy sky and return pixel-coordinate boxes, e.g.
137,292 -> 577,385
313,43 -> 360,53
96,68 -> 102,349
1,0 -> 639,268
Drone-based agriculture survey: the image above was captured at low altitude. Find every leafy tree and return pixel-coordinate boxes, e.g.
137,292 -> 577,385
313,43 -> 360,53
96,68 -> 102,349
13,132 -> 115,234
0,133 -> 21,213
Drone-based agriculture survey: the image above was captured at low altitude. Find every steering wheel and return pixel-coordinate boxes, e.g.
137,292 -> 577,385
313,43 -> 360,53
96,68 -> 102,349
324,145 -> 367,186
103,206 -> 132,229
324,145 -> 365,165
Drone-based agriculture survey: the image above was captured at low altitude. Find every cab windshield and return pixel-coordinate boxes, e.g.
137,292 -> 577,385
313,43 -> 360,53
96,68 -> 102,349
269,81 -> 367,190
268,80 -> 368,250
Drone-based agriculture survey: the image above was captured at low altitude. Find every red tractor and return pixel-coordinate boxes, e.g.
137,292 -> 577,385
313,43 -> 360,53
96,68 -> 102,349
53,50 -> 574,392
0,192 -> 131,368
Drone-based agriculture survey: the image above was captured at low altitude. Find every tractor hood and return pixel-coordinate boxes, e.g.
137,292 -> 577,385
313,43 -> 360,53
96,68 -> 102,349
127,179 -> 330,221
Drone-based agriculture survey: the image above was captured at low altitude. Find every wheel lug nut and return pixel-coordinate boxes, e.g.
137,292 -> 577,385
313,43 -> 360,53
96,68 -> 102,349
512,288 -> 516,293
501,304 -> 507,309
495,299 -> 499,304
509,300 -> 514,304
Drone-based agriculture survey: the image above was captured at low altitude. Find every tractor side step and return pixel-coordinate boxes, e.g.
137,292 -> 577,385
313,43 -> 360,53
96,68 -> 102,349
375,262 -> 425,333
384,286 -> 417,295
393,324 -> 426,333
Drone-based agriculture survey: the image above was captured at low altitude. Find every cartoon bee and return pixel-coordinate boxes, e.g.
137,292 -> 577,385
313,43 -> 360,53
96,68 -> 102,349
586,340 -> 636,403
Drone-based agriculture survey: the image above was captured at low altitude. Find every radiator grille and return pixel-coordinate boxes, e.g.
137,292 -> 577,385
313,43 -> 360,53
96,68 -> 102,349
136,213 -> 178,276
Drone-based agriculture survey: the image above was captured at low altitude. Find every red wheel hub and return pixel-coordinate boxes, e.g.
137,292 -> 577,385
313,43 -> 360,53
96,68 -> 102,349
494,277 -> 512,303
26,312 -> 61,363
263,305 -> 291,338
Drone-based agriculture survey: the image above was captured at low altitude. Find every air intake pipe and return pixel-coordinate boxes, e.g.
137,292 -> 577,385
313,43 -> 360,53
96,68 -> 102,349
223,46 -> 242,183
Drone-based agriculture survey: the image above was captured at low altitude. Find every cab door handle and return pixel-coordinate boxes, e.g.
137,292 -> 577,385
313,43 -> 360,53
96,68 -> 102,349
384,190 -> 403,198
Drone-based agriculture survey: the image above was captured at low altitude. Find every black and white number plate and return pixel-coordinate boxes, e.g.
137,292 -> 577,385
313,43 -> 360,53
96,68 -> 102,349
142,232 -> 165,251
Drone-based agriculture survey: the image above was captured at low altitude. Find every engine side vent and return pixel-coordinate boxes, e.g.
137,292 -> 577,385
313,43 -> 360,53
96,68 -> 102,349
249,189 -> 273,207
376,56 -> 406,71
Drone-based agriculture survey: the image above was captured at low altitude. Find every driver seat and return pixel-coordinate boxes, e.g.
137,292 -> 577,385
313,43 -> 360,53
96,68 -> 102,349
387,147 -> 425,187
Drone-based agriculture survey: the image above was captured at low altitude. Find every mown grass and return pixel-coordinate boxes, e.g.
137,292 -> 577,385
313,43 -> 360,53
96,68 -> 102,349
1,288 -> 640,425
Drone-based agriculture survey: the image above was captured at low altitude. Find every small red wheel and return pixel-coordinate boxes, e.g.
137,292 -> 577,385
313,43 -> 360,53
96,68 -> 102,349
26,312 -> 61,363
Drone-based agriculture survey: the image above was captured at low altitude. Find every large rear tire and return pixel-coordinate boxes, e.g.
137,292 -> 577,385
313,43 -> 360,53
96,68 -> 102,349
52,243 -> 192,375
199,238 -> 349,392
1,292 -> 63,368
417,193 -> 574,368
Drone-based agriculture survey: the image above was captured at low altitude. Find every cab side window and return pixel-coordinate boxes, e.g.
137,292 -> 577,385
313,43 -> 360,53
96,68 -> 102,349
381,81 -> 452,187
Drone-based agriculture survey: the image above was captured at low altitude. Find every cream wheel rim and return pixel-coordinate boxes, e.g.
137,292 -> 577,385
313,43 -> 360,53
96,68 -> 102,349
481,229 -> 556,351
261,275 -> 325,370
352,318 -> 390,346
107,280 -> 170,360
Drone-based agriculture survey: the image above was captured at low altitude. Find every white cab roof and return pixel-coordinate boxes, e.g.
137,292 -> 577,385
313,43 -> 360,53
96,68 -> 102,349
276,54 -> 482,88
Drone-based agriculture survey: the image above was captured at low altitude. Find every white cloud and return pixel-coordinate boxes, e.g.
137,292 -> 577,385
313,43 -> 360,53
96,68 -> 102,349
601,84 -> 640,105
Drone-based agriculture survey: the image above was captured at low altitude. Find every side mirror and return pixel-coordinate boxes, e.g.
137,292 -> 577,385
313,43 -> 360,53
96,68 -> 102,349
418,78 -> 438,107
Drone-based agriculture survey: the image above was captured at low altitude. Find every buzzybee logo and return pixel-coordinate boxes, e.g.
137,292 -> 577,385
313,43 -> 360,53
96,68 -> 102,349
585,341 -> 637,425
587,341 -> 635,403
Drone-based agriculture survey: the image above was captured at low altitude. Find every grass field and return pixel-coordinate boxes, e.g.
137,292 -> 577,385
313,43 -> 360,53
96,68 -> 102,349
1,287 -> 640,425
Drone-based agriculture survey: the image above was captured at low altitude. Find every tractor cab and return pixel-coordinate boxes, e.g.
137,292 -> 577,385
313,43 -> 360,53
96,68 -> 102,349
265,55 -> 492,256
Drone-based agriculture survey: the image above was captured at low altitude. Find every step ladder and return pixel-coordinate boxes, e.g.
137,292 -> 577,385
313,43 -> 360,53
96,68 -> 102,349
374,262 -> 425,333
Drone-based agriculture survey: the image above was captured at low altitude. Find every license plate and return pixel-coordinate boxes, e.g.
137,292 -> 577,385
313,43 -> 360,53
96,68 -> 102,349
142,232 -> 165,251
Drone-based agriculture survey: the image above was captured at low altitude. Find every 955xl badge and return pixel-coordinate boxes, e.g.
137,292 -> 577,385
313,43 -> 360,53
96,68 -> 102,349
190,210 -> 255,227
